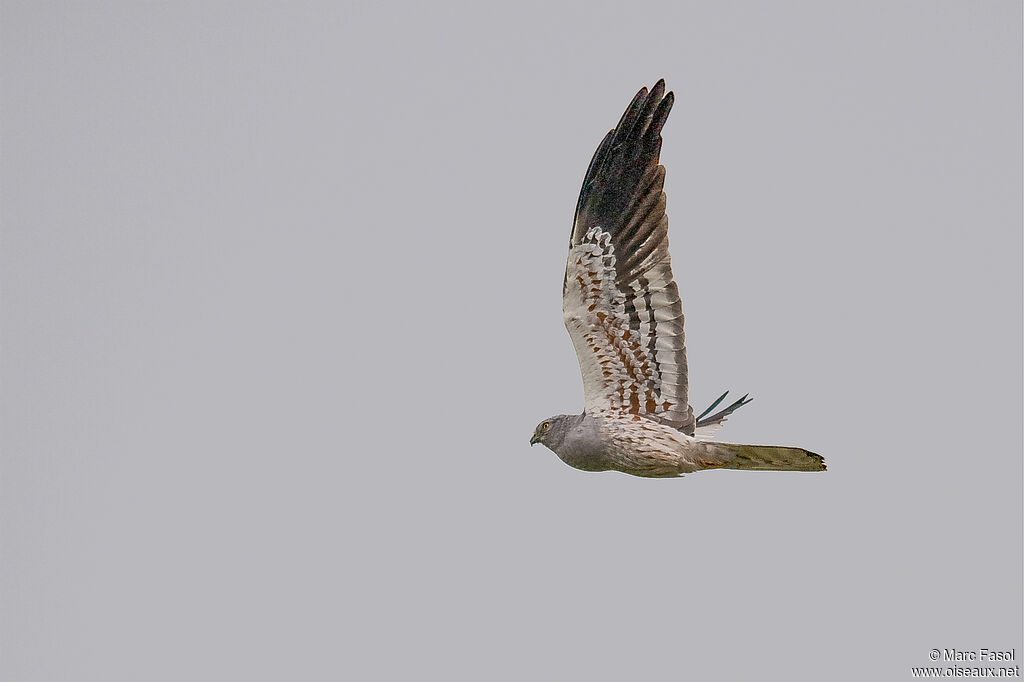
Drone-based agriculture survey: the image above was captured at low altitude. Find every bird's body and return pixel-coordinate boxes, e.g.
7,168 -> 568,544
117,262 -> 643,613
531,80 -> 826,478
549,412 -> 699,478
534,412 -> 824,477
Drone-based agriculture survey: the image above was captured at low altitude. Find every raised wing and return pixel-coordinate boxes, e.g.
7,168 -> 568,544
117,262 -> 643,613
562,80 -> 696,435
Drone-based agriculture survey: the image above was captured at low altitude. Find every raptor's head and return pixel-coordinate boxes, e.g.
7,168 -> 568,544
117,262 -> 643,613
530,415 -> 571,449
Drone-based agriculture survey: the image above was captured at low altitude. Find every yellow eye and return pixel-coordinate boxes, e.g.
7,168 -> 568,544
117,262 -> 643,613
542,421 -> 550,430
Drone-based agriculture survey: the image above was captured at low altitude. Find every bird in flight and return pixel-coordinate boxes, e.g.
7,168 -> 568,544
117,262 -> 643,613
530,80 -> 825,477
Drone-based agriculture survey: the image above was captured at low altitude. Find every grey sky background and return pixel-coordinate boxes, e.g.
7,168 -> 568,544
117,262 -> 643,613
2,2 -> 1021,680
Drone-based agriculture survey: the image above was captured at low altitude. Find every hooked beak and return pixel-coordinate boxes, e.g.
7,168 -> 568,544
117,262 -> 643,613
529,434 -> 538,446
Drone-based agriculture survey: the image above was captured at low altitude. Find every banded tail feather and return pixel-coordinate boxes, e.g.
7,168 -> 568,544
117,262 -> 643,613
701,442 -> 827,472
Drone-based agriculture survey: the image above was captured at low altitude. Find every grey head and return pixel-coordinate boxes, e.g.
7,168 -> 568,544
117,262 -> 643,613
529,414 -> 574,450
529,413 -> 608,472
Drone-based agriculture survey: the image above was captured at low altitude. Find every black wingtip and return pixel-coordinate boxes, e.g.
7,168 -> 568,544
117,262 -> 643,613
645,90 -> 673,147
648,79 -> 665,105
694,390 -> 755,429
613,87 -> 649,140
571,80 -> 676,245
697,391 -> 730,421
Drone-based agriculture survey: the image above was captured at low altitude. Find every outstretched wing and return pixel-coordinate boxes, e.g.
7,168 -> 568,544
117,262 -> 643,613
562,80 -> 696,435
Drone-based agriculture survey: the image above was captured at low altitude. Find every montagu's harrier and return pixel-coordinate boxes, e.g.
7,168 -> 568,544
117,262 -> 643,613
531,80 -> 826,478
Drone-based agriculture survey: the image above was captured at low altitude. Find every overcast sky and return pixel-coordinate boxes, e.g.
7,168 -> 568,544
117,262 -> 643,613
2,2 -> 1021,680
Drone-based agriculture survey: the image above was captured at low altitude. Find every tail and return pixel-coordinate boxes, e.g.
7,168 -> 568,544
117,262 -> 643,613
700,442 -> 826,472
